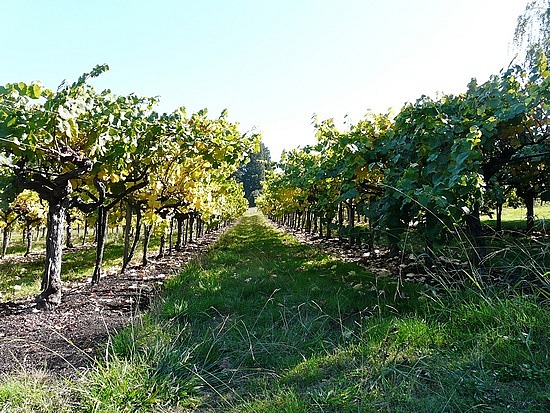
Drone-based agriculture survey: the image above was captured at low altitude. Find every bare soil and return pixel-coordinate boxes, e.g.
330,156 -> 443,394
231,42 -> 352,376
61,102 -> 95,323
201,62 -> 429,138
0,228 -> 226,378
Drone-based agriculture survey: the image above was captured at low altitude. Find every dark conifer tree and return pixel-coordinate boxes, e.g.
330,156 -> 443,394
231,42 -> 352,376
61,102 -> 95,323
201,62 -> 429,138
235,142 -> 272,206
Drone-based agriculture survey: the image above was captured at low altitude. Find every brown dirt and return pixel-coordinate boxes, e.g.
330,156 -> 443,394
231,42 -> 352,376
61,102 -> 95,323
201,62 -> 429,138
0,228 -> 227,378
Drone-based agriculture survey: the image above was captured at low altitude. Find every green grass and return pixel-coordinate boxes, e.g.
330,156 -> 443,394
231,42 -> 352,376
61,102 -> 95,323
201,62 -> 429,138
0,232 -> 138,302
0,370 -> 76,413
479,205 -> 550,289
1,213 -> 549,411
73,213 -> 550,412
481,204 -> 550,232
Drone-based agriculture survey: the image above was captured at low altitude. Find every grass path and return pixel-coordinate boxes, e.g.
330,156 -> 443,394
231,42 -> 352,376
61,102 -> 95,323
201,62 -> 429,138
1,213 -> 549,412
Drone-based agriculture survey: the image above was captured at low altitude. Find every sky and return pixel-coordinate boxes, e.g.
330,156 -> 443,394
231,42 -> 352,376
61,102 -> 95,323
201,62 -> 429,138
1,0 -> 528,161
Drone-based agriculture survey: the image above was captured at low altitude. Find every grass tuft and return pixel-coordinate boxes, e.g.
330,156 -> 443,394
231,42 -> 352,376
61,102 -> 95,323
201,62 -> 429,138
0,370 -> 76,413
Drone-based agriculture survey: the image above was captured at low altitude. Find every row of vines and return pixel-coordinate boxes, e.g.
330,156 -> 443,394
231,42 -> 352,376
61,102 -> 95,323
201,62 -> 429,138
257,62 -> 549,270
0,65 -> 259,307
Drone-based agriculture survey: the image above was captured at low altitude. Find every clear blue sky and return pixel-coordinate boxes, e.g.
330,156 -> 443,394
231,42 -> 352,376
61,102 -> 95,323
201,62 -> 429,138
1,0 -> 527,160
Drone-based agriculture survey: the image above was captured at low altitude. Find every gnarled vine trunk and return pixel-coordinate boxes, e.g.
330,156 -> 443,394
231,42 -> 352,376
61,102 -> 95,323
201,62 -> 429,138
142,224 -> 153,266
496,203 -> 503,232
36,197 -> 70,309
175,213 -> 185,251
188,213 -> 195,243
92,206 -> 108,284
1,228 -> 7,258
82,218 -> 89,246
24,224 -> 32,257
523,193 -> 535,233
122,203 -> 142,273
158,232 -> 166,258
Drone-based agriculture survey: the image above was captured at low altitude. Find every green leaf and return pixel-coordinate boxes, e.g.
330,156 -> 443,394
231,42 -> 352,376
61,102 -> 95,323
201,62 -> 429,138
17,82 -> 27,94
455,151 -> 470,165
29,84 -> 41,99
340,188 -> 360,201
68,118 -> 78,139
427,152 -> 438,162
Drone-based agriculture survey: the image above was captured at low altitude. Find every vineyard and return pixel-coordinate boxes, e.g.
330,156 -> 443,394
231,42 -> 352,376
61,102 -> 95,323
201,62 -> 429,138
0,14 -> 549,411
257,62 -> 550,287
0,65 -> 258,308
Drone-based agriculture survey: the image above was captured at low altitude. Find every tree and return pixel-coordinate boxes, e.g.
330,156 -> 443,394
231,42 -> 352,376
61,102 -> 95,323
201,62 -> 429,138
235,142 -> 272,206
514,0 -> 550,68
1,70 -> 99,308
467,65 -> 550,233
0,66 -> 157,307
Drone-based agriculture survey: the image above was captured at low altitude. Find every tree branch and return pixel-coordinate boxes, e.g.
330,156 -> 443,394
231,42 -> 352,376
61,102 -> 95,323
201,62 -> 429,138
105,179 -> 148,210
72,178 -> 106,213
53,158 -> 93,185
